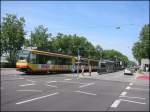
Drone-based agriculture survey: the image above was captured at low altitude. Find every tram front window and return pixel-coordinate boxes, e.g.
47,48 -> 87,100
18,50 -> 30,61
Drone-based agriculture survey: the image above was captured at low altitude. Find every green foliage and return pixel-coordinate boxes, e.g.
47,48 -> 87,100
139,24 -> 150,58
132,24 -> 149,63
30,25 -> 52,49
51,33 -> 98,59
103,49 -> 128,61
132,42 -> 143,64
1,13 -> 25,66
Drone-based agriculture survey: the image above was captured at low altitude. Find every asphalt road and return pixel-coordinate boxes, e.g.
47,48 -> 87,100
1,69 -> 149,111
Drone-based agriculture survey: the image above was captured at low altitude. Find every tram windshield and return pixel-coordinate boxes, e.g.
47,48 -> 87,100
18,50 -> 30,60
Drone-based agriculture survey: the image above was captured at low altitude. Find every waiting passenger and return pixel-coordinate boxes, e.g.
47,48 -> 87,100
89,65 -> 92,76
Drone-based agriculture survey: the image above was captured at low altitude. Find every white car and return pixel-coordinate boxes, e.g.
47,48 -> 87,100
124,68 -> 134,75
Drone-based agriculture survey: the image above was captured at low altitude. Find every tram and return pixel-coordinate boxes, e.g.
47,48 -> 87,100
16,49 -> 99,74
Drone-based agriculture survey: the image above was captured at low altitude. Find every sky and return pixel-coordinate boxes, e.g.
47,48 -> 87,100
1,1 -> 149,61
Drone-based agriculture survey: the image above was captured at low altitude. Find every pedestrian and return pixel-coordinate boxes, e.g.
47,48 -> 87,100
89,65 -> 92,76
81,65 -> 85,76
146,65 -> 148,72
71,64 -> 76,77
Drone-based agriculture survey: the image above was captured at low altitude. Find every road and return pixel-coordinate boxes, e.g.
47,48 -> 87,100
1,68 -> 149,111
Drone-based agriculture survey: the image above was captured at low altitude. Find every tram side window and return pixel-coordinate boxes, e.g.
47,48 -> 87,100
36,54 -> 47,64
29,53 -> 36,64
46,56 -> 57,64
101,63 -> 106,68
57,57 -> 72,65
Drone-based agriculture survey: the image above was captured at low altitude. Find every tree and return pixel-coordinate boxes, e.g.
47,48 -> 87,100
50,33 -> 99,59
30,25 -> 52,50
132,24 -> 149,63
139,24 -> 149,58
95,45 -> 103,59
1,13 -> 25,66
24,38 -> 30,47
132,42 -> 144,64
103,49 -> 128,62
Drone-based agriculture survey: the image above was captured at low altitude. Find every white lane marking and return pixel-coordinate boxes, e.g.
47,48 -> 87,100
125,86 -> 131,90
141,85 -> 149,87
111,99 -> 121,108
46,81 -> 57,83
120,95 -> 146,99
75,90 -> 96,96
130,87 -> 149,91
79,83 -> 95,88
17,90 -> 42,92
45,84 -> 57,88
16,92 -> 59,105
19,83 -> 35,87
4,78 -> 25,80
120,99 -> 146,104
26,79 -> 36,83
129,83 -> 133,86
60,81 -> 86,85
120,92 -> 127,96
64,78 -> 72,81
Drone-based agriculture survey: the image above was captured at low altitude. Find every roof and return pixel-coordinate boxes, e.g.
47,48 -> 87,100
23,49 -> 99,62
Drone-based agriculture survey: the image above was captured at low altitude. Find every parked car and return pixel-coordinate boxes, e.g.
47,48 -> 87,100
124,67 -> 134,75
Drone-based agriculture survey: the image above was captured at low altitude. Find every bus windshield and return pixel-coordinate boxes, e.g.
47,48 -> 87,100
18,50 -> 30,60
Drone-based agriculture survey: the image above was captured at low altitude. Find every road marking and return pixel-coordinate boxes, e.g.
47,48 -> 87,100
26,79 -> 36,83
79,83 -> 95,88
130,87 -> 149,91
16,92 -> 59,105
75,90 -> 96,96
120,92 -> 127,96
45,84 -> 57,88
111,99 -> 121,108
19,83 -> 35,87
131,84 -> 149,87
129,83 -> 133,86
17,90 -> 42,92
125,86 -> 131,90
120,99 -> 146,104
120,95 -> 146,99
3,78 -> 25,81
140,84 -> 149,87
60,81 -> 86,85
64,78 -> 72,81
46,81 -> 57,83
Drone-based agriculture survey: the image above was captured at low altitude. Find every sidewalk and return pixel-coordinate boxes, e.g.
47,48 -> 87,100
135,71 -> 149,79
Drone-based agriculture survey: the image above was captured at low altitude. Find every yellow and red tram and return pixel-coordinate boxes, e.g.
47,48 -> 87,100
16,49 -> 99,74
